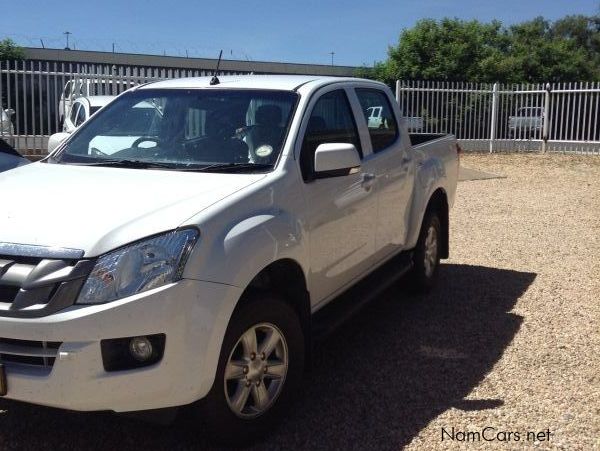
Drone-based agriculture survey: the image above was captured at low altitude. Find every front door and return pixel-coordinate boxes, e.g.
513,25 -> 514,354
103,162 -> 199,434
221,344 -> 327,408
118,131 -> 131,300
298,88 -> 379,305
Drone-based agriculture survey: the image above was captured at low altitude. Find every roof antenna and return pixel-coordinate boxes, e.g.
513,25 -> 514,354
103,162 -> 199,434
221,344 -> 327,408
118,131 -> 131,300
210,50 -> 223,85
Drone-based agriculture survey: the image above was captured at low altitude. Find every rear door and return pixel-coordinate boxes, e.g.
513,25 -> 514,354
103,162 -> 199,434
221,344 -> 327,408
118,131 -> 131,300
351,86 -> 415,258
298,86 -> 379,304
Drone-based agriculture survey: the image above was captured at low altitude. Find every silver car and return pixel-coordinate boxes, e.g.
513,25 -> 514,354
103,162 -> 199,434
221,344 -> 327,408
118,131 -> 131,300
1,108 -> 15,137
0,138 -> 29,173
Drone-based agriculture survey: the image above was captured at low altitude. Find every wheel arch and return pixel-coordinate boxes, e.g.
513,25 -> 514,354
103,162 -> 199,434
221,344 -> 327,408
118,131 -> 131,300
425,188 -> 449,259
234,258 -> 312,362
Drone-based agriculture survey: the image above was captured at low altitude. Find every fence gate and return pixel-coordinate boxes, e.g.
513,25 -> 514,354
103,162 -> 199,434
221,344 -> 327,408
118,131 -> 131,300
396,80 -> 600,154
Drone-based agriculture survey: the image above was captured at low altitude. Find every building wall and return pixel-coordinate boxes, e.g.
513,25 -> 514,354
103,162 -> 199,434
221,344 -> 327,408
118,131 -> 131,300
24,48 -> 358,77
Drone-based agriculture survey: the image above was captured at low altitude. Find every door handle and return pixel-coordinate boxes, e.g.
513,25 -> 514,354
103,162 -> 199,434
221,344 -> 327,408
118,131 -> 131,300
361,173 -> 376,190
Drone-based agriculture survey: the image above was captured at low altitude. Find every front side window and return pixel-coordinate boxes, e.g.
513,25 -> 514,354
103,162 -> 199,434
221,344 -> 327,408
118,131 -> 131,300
54,89 -> 298,172
356,88 -> 398,153
75,104 -> 87,126
300,89 -> 361,180
69,103 -> 80,124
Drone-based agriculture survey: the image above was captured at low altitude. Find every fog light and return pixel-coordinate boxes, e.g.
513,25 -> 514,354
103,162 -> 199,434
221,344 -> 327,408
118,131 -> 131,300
129,337 -> 153,362
101,334 -> 165,372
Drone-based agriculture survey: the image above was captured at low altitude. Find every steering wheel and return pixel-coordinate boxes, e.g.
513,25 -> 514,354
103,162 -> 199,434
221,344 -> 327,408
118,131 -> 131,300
90,147 -> 108,157
234,125 -> 255,139
131,137 -> 160,148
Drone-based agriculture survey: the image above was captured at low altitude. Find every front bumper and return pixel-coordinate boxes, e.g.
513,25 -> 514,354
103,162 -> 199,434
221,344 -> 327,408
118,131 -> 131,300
0,279 -> 242,412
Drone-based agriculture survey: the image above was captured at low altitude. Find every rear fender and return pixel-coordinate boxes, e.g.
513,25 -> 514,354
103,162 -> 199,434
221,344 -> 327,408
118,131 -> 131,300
405,157 -> 448,250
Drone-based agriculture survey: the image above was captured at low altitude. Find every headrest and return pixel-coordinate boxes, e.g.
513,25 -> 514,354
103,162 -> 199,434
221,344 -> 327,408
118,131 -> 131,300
206,111 -> 235,137
256,105 -> 282,125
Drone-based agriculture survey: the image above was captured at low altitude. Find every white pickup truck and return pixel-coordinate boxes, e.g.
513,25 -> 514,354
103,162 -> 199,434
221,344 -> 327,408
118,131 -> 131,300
0,75 -> 458,444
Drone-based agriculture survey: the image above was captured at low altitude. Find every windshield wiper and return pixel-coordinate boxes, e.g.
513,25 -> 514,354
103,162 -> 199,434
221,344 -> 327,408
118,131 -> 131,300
63,159 -> 272,172
68,159 -> 179,170
198,162 -> 273,172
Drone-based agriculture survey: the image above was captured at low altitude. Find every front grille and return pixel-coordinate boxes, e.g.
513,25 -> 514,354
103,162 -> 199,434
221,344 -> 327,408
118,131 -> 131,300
0,337 -> 62,368
0,252 -> 94,318
0,285 -> 19,303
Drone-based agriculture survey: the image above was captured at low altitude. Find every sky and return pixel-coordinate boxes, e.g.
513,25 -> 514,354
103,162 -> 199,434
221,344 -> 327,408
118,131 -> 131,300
3,0 -> 599,67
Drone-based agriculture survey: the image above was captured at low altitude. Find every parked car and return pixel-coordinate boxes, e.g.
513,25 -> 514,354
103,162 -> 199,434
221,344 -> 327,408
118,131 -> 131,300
0,138 -> 29,173
404,115 -> 425,132
508,107 -> 544,138
0,75 -> 459,445
399,108 -> 425,132
62,96 -> 115,133
366,105 -> 389,128
59,79 -> 136,126
368,106 -> 425,132
1,108 -> 15,137
52,98 -> 163,154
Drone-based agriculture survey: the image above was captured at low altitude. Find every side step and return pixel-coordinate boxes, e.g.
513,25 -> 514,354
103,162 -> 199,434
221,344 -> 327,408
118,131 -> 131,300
312,251 -> 413,341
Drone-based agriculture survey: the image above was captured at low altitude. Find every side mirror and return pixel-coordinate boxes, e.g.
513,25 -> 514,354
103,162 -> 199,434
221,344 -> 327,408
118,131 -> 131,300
47,132 -> 71,154
4,109 -> 15,117
314,143 -> 361,178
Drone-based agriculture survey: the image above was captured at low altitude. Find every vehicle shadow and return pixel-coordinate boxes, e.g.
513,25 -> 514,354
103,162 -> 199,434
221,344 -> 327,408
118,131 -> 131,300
264,264 -> 536,450
0,264 -> 535,451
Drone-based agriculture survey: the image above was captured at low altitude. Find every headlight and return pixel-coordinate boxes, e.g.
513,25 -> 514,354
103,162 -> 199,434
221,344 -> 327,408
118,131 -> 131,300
77,229 -> 199,305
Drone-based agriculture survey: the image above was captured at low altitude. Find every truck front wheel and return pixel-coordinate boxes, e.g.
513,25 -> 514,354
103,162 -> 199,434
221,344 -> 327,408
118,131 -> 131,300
409,211 -> 442,292
200,293 -> 304,445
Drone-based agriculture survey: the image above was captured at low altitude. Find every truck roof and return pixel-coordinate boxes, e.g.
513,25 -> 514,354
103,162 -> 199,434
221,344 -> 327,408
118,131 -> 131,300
138,75 -> 386,93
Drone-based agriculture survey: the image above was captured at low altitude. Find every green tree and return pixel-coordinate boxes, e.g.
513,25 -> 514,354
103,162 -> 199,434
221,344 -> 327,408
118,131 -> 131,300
363,15 -> 600,84
504,17 -> 596,82
0,38 -> 25,60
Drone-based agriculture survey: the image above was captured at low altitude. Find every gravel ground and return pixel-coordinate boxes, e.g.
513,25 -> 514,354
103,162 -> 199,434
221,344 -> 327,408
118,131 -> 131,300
0,153 -> 598,450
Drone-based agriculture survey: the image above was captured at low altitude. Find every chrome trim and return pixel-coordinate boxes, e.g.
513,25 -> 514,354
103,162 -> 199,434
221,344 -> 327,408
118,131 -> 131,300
0,242 -> 84,259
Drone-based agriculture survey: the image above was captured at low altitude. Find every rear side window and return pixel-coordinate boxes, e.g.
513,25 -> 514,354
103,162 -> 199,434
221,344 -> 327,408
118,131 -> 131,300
355,88 -> 398,153
300,89 -> 362,180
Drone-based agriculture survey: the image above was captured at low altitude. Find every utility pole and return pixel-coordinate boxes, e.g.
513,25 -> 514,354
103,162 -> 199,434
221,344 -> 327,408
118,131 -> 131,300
63,31 -> 71,50
112,43 -> 115,53
330,51 -> 335,66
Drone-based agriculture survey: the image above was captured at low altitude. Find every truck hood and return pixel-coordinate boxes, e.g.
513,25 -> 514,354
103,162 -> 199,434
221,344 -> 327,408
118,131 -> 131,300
0,163 -> 265,257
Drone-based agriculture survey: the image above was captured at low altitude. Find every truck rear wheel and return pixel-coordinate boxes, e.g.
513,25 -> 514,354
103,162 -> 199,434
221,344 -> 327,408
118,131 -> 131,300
409,210 -> 441,292
200,293 -> 304,446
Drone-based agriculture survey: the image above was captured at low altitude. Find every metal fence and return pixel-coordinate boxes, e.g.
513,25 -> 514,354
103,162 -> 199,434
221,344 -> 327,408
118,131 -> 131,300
396,80 -> 600,154
2,61 -> 600,155
0,59 -> 250,155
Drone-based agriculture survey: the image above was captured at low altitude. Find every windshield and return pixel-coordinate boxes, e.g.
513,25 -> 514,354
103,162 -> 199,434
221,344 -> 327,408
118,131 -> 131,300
54,88 -> 298,171
89,106 -> 103,116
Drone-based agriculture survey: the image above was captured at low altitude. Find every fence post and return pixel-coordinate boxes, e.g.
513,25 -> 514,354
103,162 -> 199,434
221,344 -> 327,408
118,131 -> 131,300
395,80 -> 400,104
542,83 -> 551,153
489,82 -> 499,153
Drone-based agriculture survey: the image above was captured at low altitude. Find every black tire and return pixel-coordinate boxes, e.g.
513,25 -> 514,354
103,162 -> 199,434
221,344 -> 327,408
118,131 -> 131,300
199,293 -> 304,446
409,210 -> 442,292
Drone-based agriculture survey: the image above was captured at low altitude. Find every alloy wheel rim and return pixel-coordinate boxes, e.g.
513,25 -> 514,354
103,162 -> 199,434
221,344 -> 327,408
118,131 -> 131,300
423,225 -> 438,278
224,322 -> 288,418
